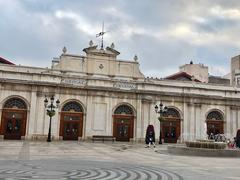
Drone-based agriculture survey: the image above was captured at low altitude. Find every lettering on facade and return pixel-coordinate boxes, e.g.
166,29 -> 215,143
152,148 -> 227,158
113,82 -> 136,90
61,78 -> 87,86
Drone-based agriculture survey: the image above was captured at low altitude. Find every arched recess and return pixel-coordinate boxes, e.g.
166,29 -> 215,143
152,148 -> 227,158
161,107 -> 181,143
0,97 -> 28,140
206,110 -> 224,136
113,104 -> 135,142
59,101 -> 84,140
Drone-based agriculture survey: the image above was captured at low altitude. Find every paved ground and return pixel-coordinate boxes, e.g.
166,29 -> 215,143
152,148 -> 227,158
0,141 -> 239,180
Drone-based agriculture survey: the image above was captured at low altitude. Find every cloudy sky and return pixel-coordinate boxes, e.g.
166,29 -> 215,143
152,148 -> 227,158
1,0 -> 240,78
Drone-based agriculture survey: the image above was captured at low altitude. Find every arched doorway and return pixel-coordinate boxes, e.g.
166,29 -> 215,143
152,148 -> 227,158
113,105 -> 134,142
59,101 -> 84,140
162,108 -> 181,143
206,110 -> 224,136
0,98 -> 27,140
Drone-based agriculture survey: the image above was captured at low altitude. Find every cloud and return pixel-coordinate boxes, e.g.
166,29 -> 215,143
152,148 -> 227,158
55,10 -> 97,36
100,6 -> 131,20
210,6 -> 240,20
1,0 -> 240,77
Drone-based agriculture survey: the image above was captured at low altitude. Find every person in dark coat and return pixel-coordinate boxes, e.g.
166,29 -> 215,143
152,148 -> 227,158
236,129 -> 240,148
145,125 -> 156,148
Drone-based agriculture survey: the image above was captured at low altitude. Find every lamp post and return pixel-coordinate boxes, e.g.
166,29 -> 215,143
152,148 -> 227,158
155,102 -> 168,144
44,96 -> 60,142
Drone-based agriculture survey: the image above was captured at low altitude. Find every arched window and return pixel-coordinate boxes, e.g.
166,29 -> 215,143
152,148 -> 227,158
3,98 -> 27,109
206,110 -> 224,135
62,101 -> 83,112
164,108 -> 180,118
207,111 -> 223,121
114,105 -> 133,115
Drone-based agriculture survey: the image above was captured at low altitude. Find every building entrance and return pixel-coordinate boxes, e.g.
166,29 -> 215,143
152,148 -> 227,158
114,117 -> 133,141
161,108 -> 181,143
162,120 -> 180,143
0,98 -> 27,140
113,105 -> 134,142
60,101 -> 83,140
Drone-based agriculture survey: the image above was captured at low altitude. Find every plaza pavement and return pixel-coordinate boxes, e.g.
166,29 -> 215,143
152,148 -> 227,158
0,140 -> 239,179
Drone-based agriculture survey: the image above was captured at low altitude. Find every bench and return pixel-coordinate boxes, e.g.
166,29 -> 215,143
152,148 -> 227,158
92,135 -> 115,143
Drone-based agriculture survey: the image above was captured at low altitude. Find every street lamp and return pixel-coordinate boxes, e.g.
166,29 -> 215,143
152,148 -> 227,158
44,95 -> 60,142
155,102 -> 168,144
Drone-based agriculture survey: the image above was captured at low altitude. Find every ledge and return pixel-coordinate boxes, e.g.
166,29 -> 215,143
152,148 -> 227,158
166,145 -> 240,157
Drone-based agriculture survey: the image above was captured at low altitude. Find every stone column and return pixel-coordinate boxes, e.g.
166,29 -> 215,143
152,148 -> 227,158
225,106 -> 231,138
36,95 -> 45,135
51,94 -> 61,139
200,105 -> 207,140
107,97 -> 112,137
85,95 -> 93,138
231,107 -> 236,138
195,104 -> 201,140
27,90 -> 37,138
151,102 -> 159,143
141,98 -> 153,142
141,101 -> 147,141
183,102 -> 189,141
136,96 -> 142,141
188,103 -> 195,141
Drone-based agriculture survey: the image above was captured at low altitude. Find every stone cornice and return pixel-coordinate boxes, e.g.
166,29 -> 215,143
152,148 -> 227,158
1,78 -> 240,103
0,64 -> 236,91
230,106 -> 240,110
1,68 -> 240,102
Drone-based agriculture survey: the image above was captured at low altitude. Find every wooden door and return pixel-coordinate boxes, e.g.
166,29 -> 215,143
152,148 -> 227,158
207,120 -> 224,135
1,110 -> 27,140
60,113 -> 83,140
162,120 -> 180,143
113,116 -> 134,142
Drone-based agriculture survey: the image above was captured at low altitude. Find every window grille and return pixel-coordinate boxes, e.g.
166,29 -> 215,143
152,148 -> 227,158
3,98 -> 27,109
207,111 -> 223,121
62,101 -> 83,112
114,105 -> 133,115
164,108 -> 180,118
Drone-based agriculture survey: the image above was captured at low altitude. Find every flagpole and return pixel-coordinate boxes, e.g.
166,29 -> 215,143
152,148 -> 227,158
96,22 -> 106,50
101,22 -> 104,50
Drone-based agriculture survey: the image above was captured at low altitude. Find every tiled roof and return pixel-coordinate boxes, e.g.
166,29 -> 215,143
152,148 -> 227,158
0,56 -> 15,65
165,71 -> 201,82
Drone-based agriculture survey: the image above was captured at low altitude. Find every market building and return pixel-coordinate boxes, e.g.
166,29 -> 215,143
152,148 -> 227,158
0,41 -> 240,143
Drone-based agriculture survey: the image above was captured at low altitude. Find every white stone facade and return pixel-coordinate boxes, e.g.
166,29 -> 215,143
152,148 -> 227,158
0,44 -> 240,142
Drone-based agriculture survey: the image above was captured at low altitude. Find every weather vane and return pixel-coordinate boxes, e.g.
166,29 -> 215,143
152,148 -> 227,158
96,22 -> 107,50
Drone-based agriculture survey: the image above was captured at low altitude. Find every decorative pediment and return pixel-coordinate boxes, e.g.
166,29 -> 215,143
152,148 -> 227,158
83,44 -> 120,58
82,45 -> 98,54
106,46 -> 120,56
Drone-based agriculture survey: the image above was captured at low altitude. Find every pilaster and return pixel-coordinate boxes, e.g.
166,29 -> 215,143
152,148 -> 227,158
195,104 -> 201,140
136,96 -> 142,141
28,90 -> 37,135
225,106 -> 231,137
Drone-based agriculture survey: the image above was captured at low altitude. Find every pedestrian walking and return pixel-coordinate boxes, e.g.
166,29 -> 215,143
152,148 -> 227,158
145,125 -> 156,148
